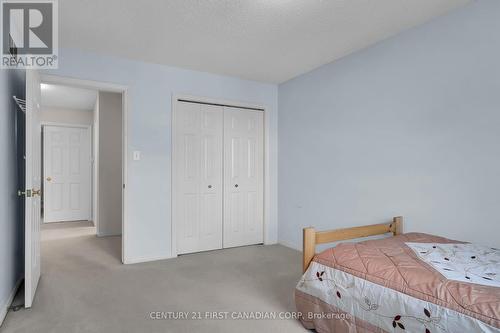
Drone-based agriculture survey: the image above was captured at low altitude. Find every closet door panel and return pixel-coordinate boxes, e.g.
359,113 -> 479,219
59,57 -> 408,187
174,102 -> 223,254
223,108 -> 264,248
199,105 -> 223,244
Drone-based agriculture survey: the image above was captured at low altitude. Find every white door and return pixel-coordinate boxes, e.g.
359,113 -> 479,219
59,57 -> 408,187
25,70 -> 42,308
223,107 -> 264,248
174,102 -> 223,254
43,126 -> 91,223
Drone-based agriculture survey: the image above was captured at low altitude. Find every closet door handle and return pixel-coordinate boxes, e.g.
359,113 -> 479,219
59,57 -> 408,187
234,184 -> 239,188
208,185 -> 212,189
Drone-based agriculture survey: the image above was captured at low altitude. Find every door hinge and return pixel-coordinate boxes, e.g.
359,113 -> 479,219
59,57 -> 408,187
18,189 -> 32,197
123,184 -> 125,189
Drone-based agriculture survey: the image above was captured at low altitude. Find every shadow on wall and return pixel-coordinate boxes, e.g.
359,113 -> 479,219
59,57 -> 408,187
97,91 -> 123,238
0,68 -> 25,323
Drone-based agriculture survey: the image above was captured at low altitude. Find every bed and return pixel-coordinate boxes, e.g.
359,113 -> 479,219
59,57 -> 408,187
295,216 -> 500,333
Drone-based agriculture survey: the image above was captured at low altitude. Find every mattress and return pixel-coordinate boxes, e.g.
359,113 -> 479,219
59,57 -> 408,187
295,233 -> 500,333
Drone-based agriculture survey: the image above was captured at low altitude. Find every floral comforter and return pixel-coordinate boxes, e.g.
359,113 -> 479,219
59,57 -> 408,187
295,233 -> 500,332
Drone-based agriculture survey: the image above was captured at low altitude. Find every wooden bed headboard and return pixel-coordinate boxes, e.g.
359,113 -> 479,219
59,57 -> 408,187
302,216 -> 403,272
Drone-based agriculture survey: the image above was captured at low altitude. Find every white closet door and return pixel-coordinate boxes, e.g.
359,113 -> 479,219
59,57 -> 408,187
223,107 -> 264,248
174,102 -> 223,254
43,126 -> 91,223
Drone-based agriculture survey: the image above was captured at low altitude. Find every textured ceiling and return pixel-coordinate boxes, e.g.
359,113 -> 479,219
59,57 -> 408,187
60,0 -> 471,83
41,84 -> 97,111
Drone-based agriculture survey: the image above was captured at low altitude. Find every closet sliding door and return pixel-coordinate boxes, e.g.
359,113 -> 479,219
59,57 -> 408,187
174,102 -> 223,255
173,101 -> 264,255
223,107 -> 264,248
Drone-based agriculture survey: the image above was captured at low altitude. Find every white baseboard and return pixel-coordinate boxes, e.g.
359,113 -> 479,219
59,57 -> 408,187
278,240 -> 302,252
96,232 -> 122,237
0,278 -> 22,327
123,254 -> 174,265
43,219 -> 91,224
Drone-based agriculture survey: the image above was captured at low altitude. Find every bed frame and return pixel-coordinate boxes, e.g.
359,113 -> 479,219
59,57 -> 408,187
302,216 -> 403,272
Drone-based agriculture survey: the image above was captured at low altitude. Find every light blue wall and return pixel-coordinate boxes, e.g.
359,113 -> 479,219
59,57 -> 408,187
44,49 -> 278,262
278,0 -> 500,250
0,69 -> 24,321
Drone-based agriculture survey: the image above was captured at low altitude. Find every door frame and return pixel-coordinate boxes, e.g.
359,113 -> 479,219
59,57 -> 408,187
40,74 -> 129,264
41,122 -> 92,223
171,94 -> 270,257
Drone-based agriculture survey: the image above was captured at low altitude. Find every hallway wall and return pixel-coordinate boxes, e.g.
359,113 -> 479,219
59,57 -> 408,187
97,92 -> 122,236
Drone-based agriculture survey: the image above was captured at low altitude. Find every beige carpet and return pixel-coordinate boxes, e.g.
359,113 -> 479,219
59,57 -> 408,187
2,221 -> 307,333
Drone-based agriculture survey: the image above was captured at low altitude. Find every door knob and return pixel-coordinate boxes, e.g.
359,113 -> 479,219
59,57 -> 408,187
208,185 -> 212,189
46,177 -> 52,181
234,184 -> 239,188
32,189 -> 41,196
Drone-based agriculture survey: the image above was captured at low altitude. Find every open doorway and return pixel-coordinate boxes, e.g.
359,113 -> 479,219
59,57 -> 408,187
39,78 -> 126,263
16,73 -> 128,309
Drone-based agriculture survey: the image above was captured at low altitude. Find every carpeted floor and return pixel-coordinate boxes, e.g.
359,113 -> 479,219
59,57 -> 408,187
1,221 -> 307,333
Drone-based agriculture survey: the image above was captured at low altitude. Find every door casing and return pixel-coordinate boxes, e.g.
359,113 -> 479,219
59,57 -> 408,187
39,74 -> 129,264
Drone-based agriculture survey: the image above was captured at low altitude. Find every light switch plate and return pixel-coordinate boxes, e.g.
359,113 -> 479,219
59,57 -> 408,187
133,151 -> 141,161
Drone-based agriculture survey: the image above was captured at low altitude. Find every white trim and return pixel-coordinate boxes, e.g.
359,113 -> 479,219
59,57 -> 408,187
0,278 -> 22,326
123,254 -> 175,265
92,97 -> 99,230
40,74 -> 129,264
41,74 -> 128,92
171,97 -> 177,258
171,94 -> 271,258
121,91 -> 128,264
44,220 -> 89,224
40,121 -> 91,128
97,232 -> 121,237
